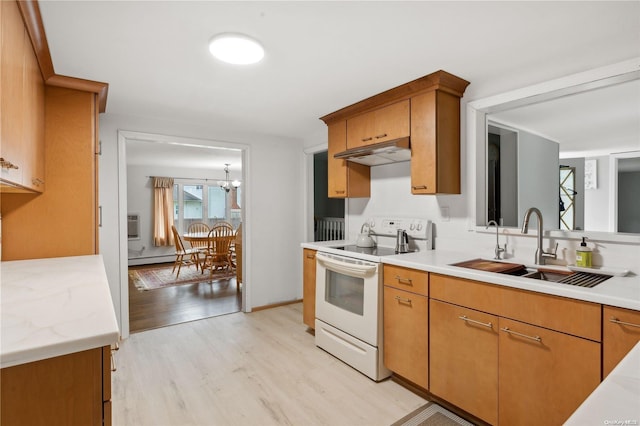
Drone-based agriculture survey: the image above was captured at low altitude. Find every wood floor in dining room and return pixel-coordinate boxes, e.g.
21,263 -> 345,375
112,303 -> 427,426
129,263 -> 241,333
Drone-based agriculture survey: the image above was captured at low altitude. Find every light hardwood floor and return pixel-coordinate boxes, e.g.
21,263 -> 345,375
112,303 -> 426,425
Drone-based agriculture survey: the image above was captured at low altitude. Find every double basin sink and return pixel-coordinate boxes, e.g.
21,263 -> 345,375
452,258 -> 610,288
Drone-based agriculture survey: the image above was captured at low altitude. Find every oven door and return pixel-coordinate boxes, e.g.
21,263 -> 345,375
315,252 -> 381,346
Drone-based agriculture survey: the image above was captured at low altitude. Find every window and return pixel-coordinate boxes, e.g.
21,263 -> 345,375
172,180 -> 241,232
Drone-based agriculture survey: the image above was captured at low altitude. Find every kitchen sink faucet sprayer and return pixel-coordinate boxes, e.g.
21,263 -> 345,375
521,207 -> 558,265
486,220 -> 505,260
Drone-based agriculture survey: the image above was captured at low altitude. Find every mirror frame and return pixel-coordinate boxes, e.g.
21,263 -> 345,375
466,57 -> 640,243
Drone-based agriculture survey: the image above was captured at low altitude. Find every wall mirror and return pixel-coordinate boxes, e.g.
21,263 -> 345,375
469,58 -> 640,242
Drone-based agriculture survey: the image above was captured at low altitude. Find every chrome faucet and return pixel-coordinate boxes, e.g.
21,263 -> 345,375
486,220 -> 505,260
521,207 -> 557,265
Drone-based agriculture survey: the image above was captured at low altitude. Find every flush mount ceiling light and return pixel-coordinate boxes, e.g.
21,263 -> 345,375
208,33 -> 264,65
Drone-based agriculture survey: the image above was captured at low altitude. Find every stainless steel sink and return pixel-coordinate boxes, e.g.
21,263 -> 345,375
452,259 -> 611,288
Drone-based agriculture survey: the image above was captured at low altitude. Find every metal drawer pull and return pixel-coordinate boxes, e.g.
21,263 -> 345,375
459,315 -> 493,329
500,327 -> 541,343
375,133 -> 388,139
306,253 -> 315,259
0,158 -> 19,170
335,190 -> 345,194
395,276 -> 413,285
610,317 -> 640,328
361,137 -> 373,142
110,352 -> 117,372
412,185 -> 427,190
395,295 -> 412,304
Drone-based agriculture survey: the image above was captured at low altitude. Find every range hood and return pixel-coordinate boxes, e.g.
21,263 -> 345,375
333,137 -> 411,166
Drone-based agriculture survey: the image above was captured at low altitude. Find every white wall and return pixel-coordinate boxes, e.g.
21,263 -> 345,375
99,113 -> 305,335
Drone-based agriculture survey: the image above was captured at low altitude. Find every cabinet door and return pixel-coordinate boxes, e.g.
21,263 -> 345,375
410,91 -> 461,194
302,249 -> 317,328
346,100 -> 410,149
383,286 -> 428,389
327,120 -> 370,198
22,30 -> 46,192
1,0 -> 26,186
1,347 -> 104,426
603,305 -> 640,378
498,318 -> 600,426
430,299 -> 498,425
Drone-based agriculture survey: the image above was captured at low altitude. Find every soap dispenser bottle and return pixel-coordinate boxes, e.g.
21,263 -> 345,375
576,237 -> 592,267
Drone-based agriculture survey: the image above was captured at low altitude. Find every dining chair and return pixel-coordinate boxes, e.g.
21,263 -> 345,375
171,225 -> 200,278
187,222 -> 210,263
201,225 -> 235,277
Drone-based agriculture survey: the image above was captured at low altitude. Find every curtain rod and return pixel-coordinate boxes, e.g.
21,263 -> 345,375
146,175 -> 232,182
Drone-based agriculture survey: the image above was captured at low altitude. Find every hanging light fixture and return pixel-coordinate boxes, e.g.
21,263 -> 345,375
218,163 -> 241,193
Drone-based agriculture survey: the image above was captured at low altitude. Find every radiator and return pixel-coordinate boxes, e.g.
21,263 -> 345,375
315,217 -> 344,241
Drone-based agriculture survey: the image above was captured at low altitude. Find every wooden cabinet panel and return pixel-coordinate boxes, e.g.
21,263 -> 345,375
1,347 -> 107,426
1,87 -> 98,260
430,273 -> 601,341
327,120 -> 370,198
603,305 -> 640,377
410,91 -> 461,194
303,249 -> 317,328
346,100 -> 410,149
1,0 -> 26,186
383,285 -> 428,389
383,264 -> 428,296
22,28 -> 46,192
498,317 -> 600,426
430,299 -> 498,425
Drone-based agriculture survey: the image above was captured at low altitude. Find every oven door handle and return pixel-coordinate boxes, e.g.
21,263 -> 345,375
316,253 -> 378,277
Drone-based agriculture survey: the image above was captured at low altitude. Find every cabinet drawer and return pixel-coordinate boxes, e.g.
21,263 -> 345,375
430,273 -> 601,341
603,305 -> 640,377
383,264 -> 428,295
383,286 -> 428,389
346,100 -> 410,149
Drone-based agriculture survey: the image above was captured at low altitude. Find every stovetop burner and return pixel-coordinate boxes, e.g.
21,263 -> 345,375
335,245 -> 399,257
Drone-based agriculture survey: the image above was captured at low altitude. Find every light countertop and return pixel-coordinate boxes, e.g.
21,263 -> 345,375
301,241 -> 640,310
1,255 -> 120,369
565,341 -> 640,425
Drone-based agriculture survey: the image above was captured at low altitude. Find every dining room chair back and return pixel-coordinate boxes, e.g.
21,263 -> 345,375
171,225 -> 200,278
187,222 -> 210,253
201,225 -> 235,275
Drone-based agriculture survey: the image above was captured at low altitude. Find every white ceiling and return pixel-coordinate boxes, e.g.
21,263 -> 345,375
38,1 -> 640,166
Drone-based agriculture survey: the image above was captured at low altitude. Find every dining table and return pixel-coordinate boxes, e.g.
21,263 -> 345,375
183,232 -> 236,269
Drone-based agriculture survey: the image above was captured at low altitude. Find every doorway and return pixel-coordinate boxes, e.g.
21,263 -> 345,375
313,151 -> 344,241
117,130 -> 248,335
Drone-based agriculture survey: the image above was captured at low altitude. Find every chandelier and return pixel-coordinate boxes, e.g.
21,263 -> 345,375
218,163 -> 241,193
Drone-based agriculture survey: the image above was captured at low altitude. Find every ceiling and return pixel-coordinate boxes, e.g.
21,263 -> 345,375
38,1 -> 640,167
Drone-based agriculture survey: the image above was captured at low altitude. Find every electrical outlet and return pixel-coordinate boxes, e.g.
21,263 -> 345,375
440,206 -> 450,222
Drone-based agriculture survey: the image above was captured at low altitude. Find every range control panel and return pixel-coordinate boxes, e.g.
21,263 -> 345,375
366,217 -> 432,240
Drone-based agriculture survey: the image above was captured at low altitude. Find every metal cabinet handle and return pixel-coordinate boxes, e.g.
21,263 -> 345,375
361,137 -> 373,142
375,133 -> 388,139
306,253 -> 315,259
110,341 -> 119,372
610,317 -> 640,328
459,315 -> 493,329
395,276 -> 413,285
0,158 -> 19,170
412,185 -> 427,190
335,190 -> 345,194
500,327 -> 541,343
395,295 -> 412,304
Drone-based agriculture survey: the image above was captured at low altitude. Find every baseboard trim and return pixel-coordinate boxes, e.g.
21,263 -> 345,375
251,299 -> 302,312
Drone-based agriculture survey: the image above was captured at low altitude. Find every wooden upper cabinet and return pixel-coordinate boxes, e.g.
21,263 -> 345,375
327,120 -> 370,198
1,0 -> 27,188
346,100 -> 410,149
320,70 -> 469,197
411,90 -> 462,194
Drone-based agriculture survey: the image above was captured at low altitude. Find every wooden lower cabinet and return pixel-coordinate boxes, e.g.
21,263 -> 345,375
383,285 -> 428,389
498,318 -> 600,426
603,305 -> 640,377
430,299 -> 498,425
1,346 -> 112,426
302,248 -> 317,329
